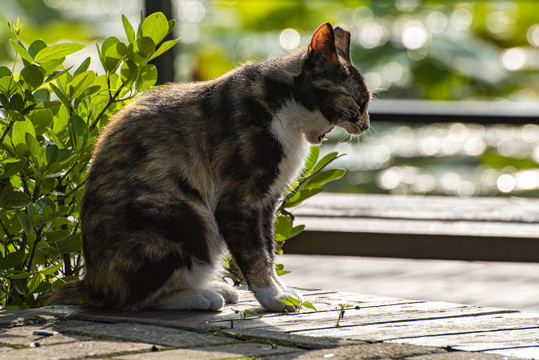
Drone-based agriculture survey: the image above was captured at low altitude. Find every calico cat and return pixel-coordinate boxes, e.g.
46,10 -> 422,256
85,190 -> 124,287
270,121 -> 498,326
47,23 -> 370,312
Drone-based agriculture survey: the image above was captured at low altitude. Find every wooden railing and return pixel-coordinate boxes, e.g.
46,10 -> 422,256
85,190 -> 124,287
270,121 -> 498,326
284,100 -> 539,263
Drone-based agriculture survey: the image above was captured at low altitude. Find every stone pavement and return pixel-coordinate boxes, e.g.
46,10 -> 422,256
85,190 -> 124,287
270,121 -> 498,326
1,289 -> 538,360
280,255 -> 539,313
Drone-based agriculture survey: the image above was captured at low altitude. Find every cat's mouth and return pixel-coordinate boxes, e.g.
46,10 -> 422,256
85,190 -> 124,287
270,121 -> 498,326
317,125 -> 335,143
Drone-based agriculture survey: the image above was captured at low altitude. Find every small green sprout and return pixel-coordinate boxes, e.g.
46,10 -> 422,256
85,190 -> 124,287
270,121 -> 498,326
233,309 -> 260,320
335,304 -> 356,327
278,296 -> 318,314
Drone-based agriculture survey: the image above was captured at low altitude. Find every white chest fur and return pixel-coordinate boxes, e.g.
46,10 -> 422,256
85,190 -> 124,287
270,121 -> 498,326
268,100 -> 316,196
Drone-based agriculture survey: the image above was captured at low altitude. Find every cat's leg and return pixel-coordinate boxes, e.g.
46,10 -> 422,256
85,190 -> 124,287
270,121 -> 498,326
263,217 -> 303,304
216,200 -> 299,312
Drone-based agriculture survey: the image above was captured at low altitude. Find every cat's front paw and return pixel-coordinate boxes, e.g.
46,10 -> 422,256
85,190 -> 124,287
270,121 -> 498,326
156,289 -> 225,311
252,286 -> 303,312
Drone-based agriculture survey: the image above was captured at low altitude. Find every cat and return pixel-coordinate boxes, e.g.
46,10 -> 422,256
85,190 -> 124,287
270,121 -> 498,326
47,22 -> 371,312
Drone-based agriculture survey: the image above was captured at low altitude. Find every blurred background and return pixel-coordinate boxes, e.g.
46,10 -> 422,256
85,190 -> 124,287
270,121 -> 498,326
2,0 -> 539,198
2,0 -> 538,312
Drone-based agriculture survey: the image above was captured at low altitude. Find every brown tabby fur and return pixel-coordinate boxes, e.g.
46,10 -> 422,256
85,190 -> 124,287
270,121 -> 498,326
47,23 -> 370,311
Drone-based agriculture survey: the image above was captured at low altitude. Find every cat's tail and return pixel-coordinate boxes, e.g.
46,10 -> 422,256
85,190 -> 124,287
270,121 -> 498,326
46,280 -> 85,306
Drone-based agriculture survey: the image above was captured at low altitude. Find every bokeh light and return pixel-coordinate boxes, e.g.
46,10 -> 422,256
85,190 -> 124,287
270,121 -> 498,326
401,22 -> 429,49
501,48 -> 526,71
279,28 -> 300,50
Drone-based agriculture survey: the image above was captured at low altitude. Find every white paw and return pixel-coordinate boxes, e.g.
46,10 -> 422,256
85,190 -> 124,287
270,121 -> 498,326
156,289 -> 225,311
208,281 -> 239,304
252,286 -> 303,312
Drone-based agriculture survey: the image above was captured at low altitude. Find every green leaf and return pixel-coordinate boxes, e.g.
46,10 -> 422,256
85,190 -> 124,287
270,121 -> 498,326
120,60 -> 138,87
288,224 -> 305,240
49,82 -> 71,109
16,211 -> 36,237
306,168 -> 346,188
275,263 -> 291,276
67,71 -> 96,100
74,85 -> 102,108
9,39 -> 33,63
149,39 -> 178,61
278,299 -> 295,307
0,158 -> 26,179
11,118 -> 36,155
134,37 -> 155,58
29,108 -> 53,135
21,64 -> 44,90
302,301 -> 318,312
40,58 -> 66,74
73,57 -> 91,78
9,93 -> 25,112
28,40 -> 47,59
7,270 -> 32,279
25,132 -> 42,168
34,43 -> 85,63
141,12 -> 169,45
0,77 -> 16,97
35,196 -> 56,214
0,251 -> 24,270
1,191 -> 30,209
13,278 -> 28,295
55,234 -> 81,254
136,64 -> 157,92
33,88 -> 50,104
68,115 -> 88,153
167,19 -> 176,35
286,188 -> 324,208
28,273 -> 43,293
312,152 -> 341,175
40,263 -> 62,276
287,296 -> 301,306
0,65 -> 12,77
122,14 -> 136,43
44,67 -> 71,84
102,39 -> 127,74
274,215 -> 292,242
45,144 -> 59,165
303,146 -> 320,175
47,230 -> 71,243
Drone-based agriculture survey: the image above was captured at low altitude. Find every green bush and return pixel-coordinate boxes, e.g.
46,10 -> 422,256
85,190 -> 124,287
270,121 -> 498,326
0,14 -> 345,309
0,13 -> 178,309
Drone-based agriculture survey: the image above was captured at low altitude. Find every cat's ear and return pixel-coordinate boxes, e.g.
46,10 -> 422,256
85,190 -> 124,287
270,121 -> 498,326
307,23 -> 339,66
334,27 -> 351,63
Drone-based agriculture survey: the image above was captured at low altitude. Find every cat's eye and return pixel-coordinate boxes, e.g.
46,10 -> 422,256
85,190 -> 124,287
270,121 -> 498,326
358,101 -> 367,114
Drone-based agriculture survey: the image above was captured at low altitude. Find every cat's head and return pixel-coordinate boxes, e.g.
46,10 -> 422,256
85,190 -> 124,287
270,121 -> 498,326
296,23 -> 371,144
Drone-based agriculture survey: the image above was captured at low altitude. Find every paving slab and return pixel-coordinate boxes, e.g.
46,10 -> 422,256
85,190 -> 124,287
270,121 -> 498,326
0,323 -> 91,347
112,342 -> 304,360
0,339 -> 155,360
53,319 -> 234,347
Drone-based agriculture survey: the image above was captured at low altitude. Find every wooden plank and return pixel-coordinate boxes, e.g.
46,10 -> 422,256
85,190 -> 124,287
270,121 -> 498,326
315,312 -> 539,343
389,328 -> 539,352
294,193 -> 539,224
484,347 -> 539,359
286,193 -> 539,262
212,300 -> 516,333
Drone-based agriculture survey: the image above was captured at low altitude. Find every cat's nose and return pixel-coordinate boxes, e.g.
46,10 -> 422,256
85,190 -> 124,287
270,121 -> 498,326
357,112 -> 370,134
